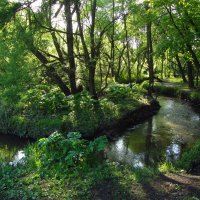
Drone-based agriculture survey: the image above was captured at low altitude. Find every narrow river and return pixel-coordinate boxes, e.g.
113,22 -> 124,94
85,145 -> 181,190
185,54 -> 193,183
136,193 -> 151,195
106,96 -> 200,167
0,97 -> 200,166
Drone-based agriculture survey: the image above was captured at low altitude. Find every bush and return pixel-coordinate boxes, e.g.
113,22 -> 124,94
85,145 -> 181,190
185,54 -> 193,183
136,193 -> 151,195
153,84 -> 178,97
106,84 -> 145,101
176,141 -> 200,171
191,91 -> 200,102
26,132 -> 108,177
159,162 -> 175,173
140,80 -> 149,90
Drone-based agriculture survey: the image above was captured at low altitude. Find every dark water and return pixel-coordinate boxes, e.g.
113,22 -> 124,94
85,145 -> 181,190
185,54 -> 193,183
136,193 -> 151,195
0,134 -> 30,165
107,97 -> 200,167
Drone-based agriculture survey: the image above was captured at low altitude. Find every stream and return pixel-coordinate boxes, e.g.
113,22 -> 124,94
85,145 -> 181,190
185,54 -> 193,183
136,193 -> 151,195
0,134 -> 30,165
106,96 -> 200,167
0,97 -> 200,166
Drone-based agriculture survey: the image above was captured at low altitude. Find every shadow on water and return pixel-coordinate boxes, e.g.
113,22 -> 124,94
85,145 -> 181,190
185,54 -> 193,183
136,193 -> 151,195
107,96 -> 200,167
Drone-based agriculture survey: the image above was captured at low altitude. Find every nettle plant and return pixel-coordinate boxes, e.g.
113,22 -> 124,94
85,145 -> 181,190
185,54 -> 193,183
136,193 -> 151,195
27,132 -> 108,177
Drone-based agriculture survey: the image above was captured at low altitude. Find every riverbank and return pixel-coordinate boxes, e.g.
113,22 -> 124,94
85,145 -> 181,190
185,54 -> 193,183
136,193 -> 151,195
0,84 -> 160,139
88,99 -> 160,140
152,82 -> 200,105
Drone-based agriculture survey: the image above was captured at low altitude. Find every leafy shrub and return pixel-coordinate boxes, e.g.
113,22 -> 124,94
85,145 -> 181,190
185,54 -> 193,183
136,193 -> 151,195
154,84 -> 178,97
26,132 -> 108,177
159,162 -> 175,173
0,101 -> 16,134
106,84 -> 133,99
190,91 -> 200,102
140,80 -> 149,90
106,84 -> 145,100
0,84 -> 148,138
20,86 -> 69,114
60,88 -> 146,135
176,141 -> 200,171
133,167 -> 159,182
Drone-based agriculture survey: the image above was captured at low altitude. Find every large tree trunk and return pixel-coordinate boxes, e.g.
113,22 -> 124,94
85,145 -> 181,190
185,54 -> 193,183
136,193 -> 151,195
146,3 -> 154,96
175,54 -> 187,83
110,0 -> 115,77
75,0 -> 98,99
64,0 -> 77,94
161,55 -> 164,80
187,61 -> 194,88
187,45 -> 200,72
32,48 -> 71,96
89,0 -> 98,99
124,14 -> 132,88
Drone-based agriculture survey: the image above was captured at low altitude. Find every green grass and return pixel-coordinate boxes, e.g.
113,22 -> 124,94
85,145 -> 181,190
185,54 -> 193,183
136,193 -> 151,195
190,90 -> 200,102
163,77 -> 184,83
159,162 -> 176,173
0,162 -> 159,200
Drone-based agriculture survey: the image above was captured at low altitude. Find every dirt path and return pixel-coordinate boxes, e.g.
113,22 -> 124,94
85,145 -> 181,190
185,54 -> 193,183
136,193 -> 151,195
91,172 -> 200,200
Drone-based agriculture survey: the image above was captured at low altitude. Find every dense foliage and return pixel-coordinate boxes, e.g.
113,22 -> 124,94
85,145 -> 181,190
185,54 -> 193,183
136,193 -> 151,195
0,84 -> 147,138
0,0 -> 199,137
176,140 -> 200,172
0,0 -> 199,199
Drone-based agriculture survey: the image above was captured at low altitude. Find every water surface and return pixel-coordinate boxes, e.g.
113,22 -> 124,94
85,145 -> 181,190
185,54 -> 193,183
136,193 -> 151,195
107,97 -> 200,167
0,134 -> 30,165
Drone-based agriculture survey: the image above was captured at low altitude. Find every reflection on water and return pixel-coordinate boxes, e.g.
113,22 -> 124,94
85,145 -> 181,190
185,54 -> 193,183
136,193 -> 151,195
107,97 -> 200,167
0,134 -> 30,164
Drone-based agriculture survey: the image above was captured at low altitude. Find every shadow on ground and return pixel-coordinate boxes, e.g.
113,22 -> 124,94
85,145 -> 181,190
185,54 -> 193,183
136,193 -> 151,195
91,173 -> 200,200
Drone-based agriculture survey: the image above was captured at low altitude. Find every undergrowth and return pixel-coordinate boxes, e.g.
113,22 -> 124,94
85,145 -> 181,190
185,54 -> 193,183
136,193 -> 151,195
0,84 -> 148,138
0,132 -> 159,200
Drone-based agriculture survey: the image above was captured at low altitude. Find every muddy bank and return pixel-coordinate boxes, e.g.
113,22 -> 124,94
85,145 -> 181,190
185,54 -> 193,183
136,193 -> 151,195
87,100 -> 160,140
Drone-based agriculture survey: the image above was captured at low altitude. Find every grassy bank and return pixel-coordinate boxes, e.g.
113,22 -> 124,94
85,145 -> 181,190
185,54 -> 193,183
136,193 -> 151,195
0,84 -> 151,139
142,81 -> 200,104
0,84 -> 154,138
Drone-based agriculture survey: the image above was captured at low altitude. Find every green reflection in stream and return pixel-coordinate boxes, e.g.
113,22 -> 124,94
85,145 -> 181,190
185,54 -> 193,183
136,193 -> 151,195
107,97 -> 200,168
